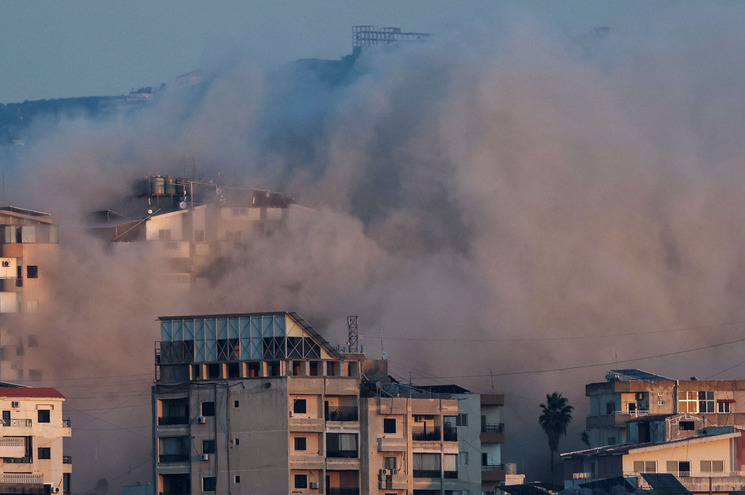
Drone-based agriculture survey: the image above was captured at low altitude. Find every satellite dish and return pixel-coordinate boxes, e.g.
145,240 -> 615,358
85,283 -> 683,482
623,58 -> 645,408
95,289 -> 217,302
147,209 -> 153,215
179,201 -> 187,210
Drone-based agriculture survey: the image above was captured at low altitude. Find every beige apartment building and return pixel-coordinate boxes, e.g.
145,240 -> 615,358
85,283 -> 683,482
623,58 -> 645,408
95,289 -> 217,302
0,207 -> 59,382
585,369 -> 745,448
152,312 -> 508,495
0,386 -> 72,494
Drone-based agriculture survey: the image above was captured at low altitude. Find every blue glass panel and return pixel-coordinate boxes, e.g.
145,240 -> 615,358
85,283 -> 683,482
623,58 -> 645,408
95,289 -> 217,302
228,318 -> 239,339
173,320 -> 183,341
275,315 -> 285,336
205,318 -> 216,340
195,340 -> 205,362
205,340 -> 217,361
217,318 -> 227,339
250,316 -> 261,337
263,316 -> 273,337
184,320 -> 194,340
161,321 -> 172,342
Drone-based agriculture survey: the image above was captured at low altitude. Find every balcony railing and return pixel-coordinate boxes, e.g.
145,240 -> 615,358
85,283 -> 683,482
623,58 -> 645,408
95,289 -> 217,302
2,456 -> 31,464
482,464 -> 505,471
8,419 -> 31,427
444,470 -> 458,479
443,426 -> 457,441
326,407 -> 358,422
327,489 -> 359,495
63,456 -> 72,464
327,449 -> 358,458
412,426 -> 441,441
158,416 -> 189,426
413,470 -> 441,478
62,418 -> 71,427
159,454 -> 189,463
481,423 -> 504,432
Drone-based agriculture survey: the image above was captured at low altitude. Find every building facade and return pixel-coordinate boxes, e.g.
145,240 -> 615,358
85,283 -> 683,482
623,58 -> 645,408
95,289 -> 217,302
0,386 -> 72,494
152,312 -> 508,495
0,207 -> 59,382
585,369 -> 745,447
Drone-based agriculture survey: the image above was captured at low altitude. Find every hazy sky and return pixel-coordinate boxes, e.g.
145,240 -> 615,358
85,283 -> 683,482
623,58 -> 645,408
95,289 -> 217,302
1,1 -> 679,103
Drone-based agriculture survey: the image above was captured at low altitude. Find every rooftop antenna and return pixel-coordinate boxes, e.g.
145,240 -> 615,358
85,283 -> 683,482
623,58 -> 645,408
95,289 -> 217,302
347,316 -> 359,353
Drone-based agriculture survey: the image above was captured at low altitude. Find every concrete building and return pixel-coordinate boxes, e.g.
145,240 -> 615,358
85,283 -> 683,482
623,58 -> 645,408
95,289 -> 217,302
585,369 -> 745,448
152,312 -> 510,495
0,207 -> 59,382
0,386 -> 72,494
563,421 -> 745,495
92,175 -> 294,287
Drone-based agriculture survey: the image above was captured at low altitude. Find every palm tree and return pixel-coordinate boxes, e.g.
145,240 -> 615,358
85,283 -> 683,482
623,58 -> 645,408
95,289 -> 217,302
539,392 -> 574,472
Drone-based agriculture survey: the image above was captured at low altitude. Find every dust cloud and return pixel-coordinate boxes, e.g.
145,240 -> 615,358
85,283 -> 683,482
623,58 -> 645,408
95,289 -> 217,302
5,5 -> 745,489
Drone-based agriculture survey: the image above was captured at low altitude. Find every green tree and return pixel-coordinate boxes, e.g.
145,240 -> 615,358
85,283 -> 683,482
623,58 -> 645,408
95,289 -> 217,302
539,392 -> 574,472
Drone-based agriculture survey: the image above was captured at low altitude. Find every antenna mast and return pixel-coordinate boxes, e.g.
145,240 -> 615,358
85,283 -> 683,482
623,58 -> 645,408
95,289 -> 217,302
347,316 -> 359,353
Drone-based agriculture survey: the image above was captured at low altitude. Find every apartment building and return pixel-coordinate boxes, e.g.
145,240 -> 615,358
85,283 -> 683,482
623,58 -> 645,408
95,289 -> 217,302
92,175 -> 294,286
0,207 -> 59,382
152,311 -> 508,495
585,369 -> 745,447
0,386 -> 72,494
563,417 -> 745,495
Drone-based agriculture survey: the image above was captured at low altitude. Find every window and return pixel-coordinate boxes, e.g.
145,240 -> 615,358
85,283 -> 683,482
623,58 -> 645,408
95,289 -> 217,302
607,437 -> 616,445
633,461 -> 657,473
384,456 -> 397,470
699,391 -> 715,413
158,229 -> 171,241
384,418 -> 396,434
294,437 -> 307,451
458,451 -> 469,466
202,477 -> 216,491
414,453 -> 441,478
234,400 -> 239,408
326,433 -> 358,458
678,391 -> 698,413
234,438 -> 240,446
606,402 -> 615,414
37,447 -> 50,460
293,398 -> 307,414
202,440 -> 215,454
679,421 -> 695,431
37,410 -> 50,423
201,401 -> 215,417
701,460 -> 724,473
294,474 -> 308,489
444,453 -> 458,478
718,401 -> 731,413
456,413 -> 468,427
26,266 -> 38,278
234,476 -> 241,484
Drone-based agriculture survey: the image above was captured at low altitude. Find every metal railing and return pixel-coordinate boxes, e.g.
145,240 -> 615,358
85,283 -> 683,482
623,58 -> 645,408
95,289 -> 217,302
63,456 -> 72,464
159,454 -> 189,463
2,456 -> 31,464
481,423 -> 504,432
326,407 -> 358,422
482,464 -> 505,471
443,426 -> 457,441
412,426 -> 441,441
158,416 -> 189,425
326,449 -> 358,458
62,418 -> 71,427
413,470 -> 441,478
327,489 -> 359,495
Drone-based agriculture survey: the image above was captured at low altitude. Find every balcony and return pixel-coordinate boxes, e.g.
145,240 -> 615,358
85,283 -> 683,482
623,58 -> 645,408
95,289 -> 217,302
7,418 -> 31,428
412,426 -> 441,442
158,416 -> 189,426
443,426 -> 457,442
481,394 -> 505,406
63,418 -> 71,427
481,423 -> 505,443
414,470 -> 441,478
482,464 -> 506,482
377,437 -> 407,452
159,454 -> 190,463
63,456 -> 72,464
326,406 -> 358,422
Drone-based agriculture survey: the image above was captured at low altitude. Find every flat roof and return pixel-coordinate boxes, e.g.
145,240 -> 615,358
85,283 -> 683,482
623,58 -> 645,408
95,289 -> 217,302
607,369 -> 674,381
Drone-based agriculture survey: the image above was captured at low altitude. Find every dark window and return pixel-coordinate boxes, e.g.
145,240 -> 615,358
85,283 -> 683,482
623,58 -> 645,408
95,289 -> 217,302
384,418 -> 396,433
37,410 -> 50,423
385,456 -> 397,470
38,447 -> 50,459
26,266 -> 38,278
295,437 -> 307,451
234,400 -> 239,408
294,398 -> 307,414
680,421 -> 695,431
294,474 -> 308,489
201,401 -> 215,417
202,440 -> 215,454
234,438 -> 240,446
234,475 -> 241,483
606,402 -> 615,414
202,477 -> 216,491
2,410 -> 9,425
456,413 -> 468,427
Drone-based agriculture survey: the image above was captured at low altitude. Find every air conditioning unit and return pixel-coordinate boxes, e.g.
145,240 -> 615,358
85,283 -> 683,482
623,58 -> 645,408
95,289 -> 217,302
201,454 -> 209,461
11,401 -> 19,408
197,416 -> 207,424
658,392 -> 665,396
309,482 -> 319,489
380,469 -> 389,475
392,469 -> 399,474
